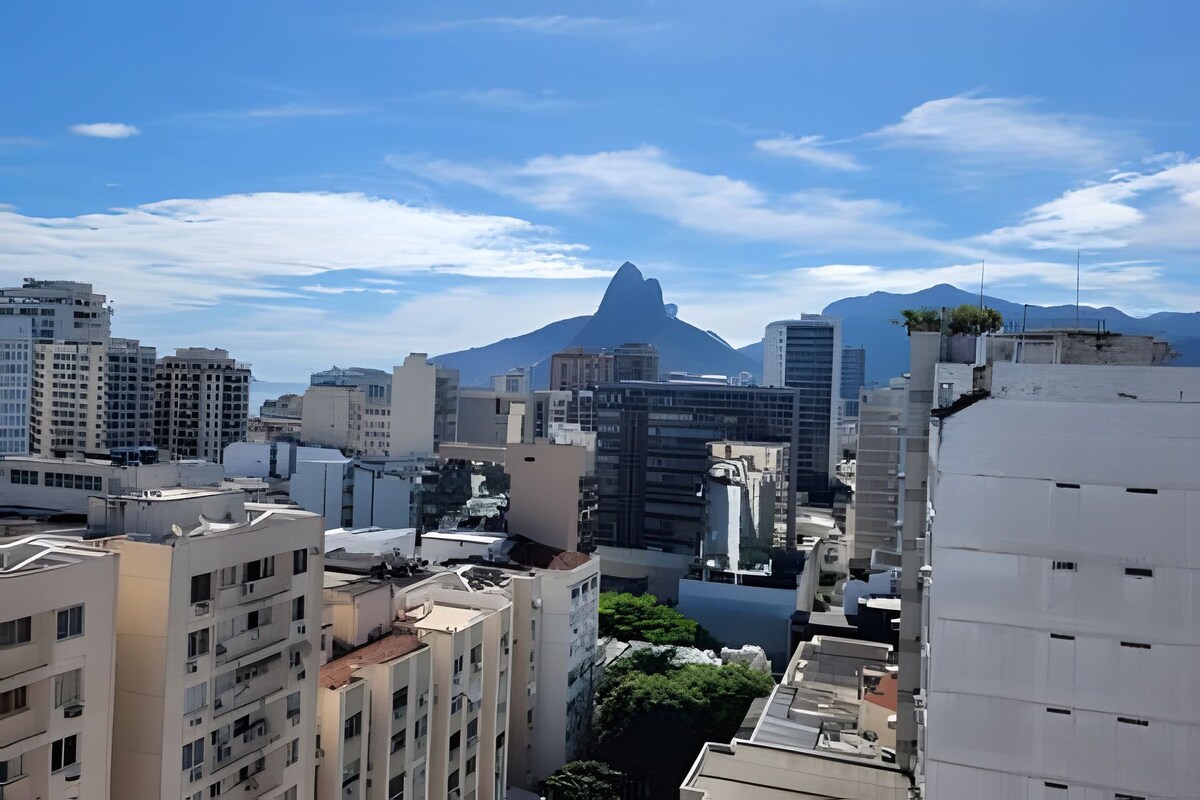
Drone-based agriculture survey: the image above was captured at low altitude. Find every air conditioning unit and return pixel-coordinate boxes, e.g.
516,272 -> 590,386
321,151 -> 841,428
63,703 -> 84,718
186,660 -> 198,674
65,763 -> 81,782
194,601 -> 210,616
472,662 -> 482,673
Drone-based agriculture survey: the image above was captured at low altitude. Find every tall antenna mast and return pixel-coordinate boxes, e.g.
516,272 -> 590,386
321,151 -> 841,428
1075,249 -> 1081,330
979,259 -> 986,308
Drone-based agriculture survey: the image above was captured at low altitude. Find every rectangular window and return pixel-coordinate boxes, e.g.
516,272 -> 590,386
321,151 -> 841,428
389,773 -> 405,800
466,755 -> 476,775
286,691 -> 301,718
449,731 -> 460,752
54,669 -> 82,707
291,596 -> 305,622
343,711 -> 362,740
0,685 -> 27,716
1120,641 -> 1152,650
451,695 -> 462,714
1117,717 -> 1149,727
0,616 -> 32,646
469,644 -> 482,666
1051,561 -> 1076,571
447,769 -> 459,792
51,734 -> 78,772
190,573 -> 212,604
184,683 -> 207,714
392,686 -> 408,715
188,629 -> 210,659
285,738 -> 299,766
56,605 -> 84,640
453,655 -> 464,675
390,728 -> 407,753
182,738 -> 205,770
1125,567 -> 1153,578
466,718 -> 478,741
292,548 -> 308,575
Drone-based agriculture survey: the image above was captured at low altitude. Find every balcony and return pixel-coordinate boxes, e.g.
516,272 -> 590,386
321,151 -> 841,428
213,658 -> 284,718
215,620 -> 288,666
218,573 -> 291,609
0,707 -> 39,749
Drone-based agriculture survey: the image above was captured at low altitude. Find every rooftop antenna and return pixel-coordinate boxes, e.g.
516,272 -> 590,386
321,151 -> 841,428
1075,248 -> 1081,330
978,259 -> 986,308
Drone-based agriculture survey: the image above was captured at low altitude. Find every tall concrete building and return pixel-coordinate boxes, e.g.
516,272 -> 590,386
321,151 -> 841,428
97,507 -> 324,800
0,535 -> 119,800
612,343 -> 660,382
30,341 -> 109,459
104,337 -> 156,460
851,379 -> 907,566
311,366 -> 391,456
392,354 -> 437,457
526,389 -> 597,438
0,316 -> 32,454
300,385 -> 365,454
923,363 -> 1200,799
594,382 -> 803,555
840,345 -> 866,419
154,347 -> 251,463
763,316 -> 841,491
505,439 -> 597,553
549,347 -> 613,391
0,279 -> 110,343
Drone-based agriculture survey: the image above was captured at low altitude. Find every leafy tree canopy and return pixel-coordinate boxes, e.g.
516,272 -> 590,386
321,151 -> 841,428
598,592 -> 722,649
545,760 -> 623,800
892,304 -> 1004,335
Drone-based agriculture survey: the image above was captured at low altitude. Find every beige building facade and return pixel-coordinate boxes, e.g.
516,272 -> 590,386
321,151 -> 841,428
0,535 -> 119,800
505,440 -> 595,553
301,385 -> 366,454
154,347 -> 251,463
30,342 -> 109,460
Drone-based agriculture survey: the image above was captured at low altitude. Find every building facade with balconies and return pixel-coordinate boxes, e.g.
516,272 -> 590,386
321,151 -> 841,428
155,347 -> 251,463
96,507 -> 323,800
0,535 -> 119,800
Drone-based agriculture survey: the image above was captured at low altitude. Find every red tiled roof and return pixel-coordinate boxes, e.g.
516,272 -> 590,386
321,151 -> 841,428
547,551 -> 590,571
319,633 -> 425,690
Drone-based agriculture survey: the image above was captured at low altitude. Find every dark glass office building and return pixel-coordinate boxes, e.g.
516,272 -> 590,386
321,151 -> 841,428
594,382 -> 812,555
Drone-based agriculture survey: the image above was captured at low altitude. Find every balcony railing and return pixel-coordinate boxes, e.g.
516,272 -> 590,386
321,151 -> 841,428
215,620 -> 288,666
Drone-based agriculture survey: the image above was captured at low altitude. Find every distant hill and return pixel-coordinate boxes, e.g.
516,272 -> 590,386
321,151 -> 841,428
737,284 -> 1200,386
434,262 -> 759,387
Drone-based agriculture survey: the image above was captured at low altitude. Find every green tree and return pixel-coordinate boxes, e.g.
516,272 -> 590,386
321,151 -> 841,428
598,592 -> 722,649
544,760 -> 623,800
592,661 -> 775,799
892,307 -> 941,333
946,303 -> 1004,335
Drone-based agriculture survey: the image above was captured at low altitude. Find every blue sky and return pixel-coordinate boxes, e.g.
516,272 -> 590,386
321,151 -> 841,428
3,1 -> 1199,380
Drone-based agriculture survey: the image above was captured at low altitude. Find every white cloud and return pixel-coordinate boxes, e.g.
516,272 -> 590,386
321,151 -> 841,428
393,146 -> 972,257
429,88 -> 577,113
300,284 -> 399,295
978,159 -> 1200,250
69,122 -> 140,139
754,135 -> 863,171
873,95 -> 1121,167
0,191 -> 604,312
177,104 -> 370,124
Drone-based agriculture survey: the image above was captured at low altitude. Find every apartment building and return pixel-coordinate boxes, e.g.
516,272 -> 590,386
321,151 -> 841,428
104,337 -> 157,460
505,440 -> 596,553
0,317 -> 32,456
301,386 -> 366,454
526,390 -> 597,438
30,341 -> 108,459
851,379 -> 906,567
548,347 -> 613,391
155,347 -> 251,463
96,507 -> 324,800
0,279 -> 110,344
316,575 -> 513,800
923,363 -> 1200,799
0,535 -> 119,800
612,343 -> 659,382
311,367 -> 392,456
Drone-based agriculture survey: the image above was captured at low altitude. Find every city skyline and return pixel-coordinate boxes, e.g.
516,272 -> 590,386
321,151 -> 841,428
4,2 -> 1200,379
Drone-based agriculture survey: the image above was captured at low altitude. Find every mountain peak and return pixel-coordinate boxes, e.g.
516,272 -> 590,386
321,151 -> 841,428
596,261 -> 666,321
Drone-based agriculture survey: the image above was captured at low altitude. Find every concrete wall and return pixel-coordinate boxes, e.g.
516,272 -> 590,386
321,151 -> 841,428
506,440 -> 590,552
391,354 -> 436,457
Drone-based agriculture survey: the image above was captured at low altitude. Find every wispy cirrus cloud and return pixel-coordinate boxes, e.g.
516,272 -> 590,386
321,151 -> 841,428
301,284 -> 400,295
173,103 -> 372,125
426,88 -> 578,113
0,191 -> 604,314
390,145 -> 970,257
0,136 -> 42,148
754,134 -> 863,171
69,122 -> 140,139
872,95 -> 1125,168
388,15 -> 667,36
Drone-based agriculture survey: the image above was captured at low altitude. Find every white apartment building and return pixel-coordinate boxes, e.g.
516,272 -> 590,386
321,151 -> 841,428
0,317 -> 31,456
30,341 -> 108,459
458,550 -> 601,787
96,506 -> 324,800
301,386 -> 366,454
310,367 -> 392,456
923,363 -> 1200,799
155,347 -> 251,463
0,279 -> 110,344
0,535 -> 119,800
852,378 -> 907,566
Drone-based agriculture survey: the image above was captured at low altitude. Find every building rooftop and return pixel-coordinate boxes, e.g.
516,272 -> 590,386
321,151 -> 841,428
319,633 -> 425,690
412,603 -> 486,633
0,534 -> 113,575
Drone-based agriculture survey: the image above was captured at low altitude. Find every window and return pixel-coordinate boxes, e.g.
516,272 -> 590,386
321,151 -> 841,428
219,566 -> 237,587
292,548 -> 308,575
466,718 -> 478,742
453,655 -> 464,676
54,669 -> 82,707
285,738 -> 299,767
1125,567 -> 1153,578
56,605 -> 84,640
0,686 -> 27,716
182,738 -> 205,770
184,683 -> 207,714
10,469 -> 36,485
341,758 -> 361,788
0,616 -> 32,646
188,629 -> 210,659
343,711 -> 362,740
0,757 -> 25,784
415,714 -> 428,738
286,691 -> 301,718
451,695 -> 462,714
390,729 -> 407,753
469,644 -> 482,666
389,773 -> 406,800
1121,641 -> 1152,650
190,573 -> 212,604
449,731 -> 460,753
1051,561 -> 1076,571
1118,717 -> 1149,727
210,782 -> 223,797
51,734 -> 78,772
447,769 -> 459,792
243,556 -> 274,582
291,596 -> 305,622
392,686 -> 408,716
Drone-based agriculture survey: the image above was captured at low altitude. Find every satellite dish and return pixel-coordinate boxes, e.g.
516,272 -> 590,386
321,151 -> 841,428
171,524 -> 183,536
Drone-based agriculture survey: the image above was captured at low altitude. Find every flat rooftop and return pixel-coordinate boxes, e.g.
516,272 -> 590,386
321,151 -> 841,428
320,633 -> 425,690
412,603 -> 486,633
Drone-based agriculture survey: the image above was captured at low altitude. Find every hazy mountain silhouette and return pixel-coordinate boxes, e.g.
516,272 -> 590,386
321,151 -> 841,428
741,283 -> 1200,386
434,262 -> 759,386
